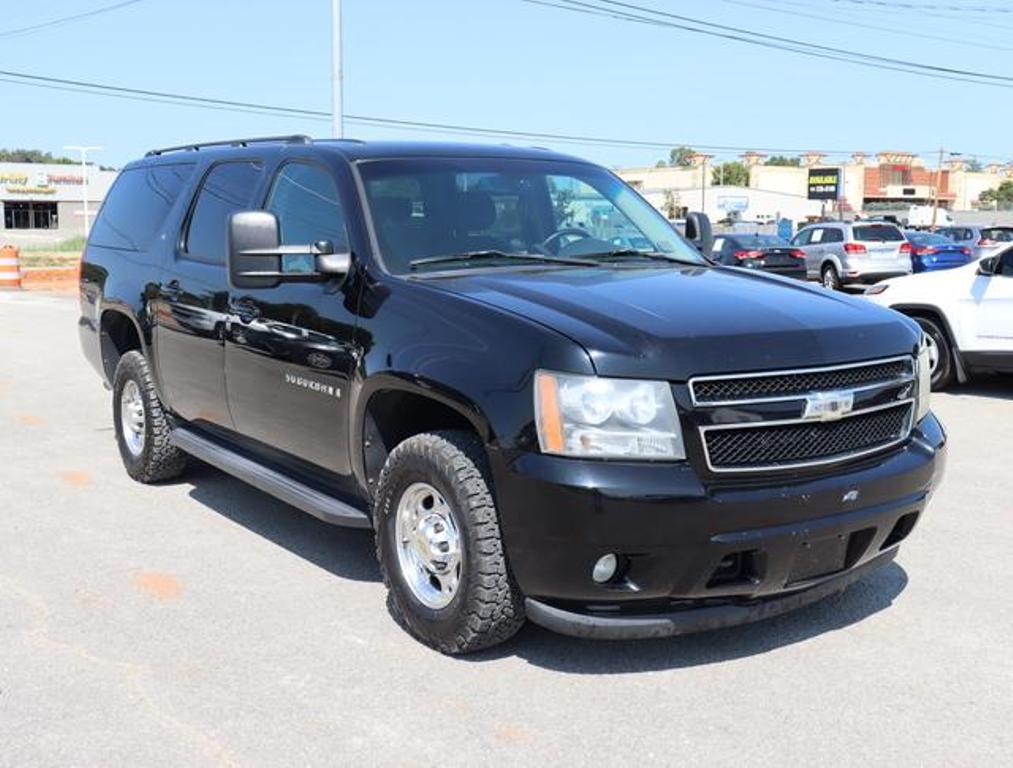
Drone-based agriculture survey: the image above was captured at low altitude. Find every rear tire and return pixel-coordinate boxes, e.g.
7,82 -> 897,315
374,430 -> 524,654
913,315 -> 955,390
112,351 -> 188,483
821,263 -> 842,291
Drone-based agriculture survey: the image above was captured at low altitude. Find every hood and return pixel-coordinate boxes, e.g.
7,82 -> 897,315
424,265 -> 919,380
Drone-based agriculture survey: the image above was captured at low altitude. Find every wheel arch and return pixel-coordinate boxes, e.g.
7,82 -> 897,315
99,308 -> 145,384
889,303 -> 968,383
352,374 -> 494,498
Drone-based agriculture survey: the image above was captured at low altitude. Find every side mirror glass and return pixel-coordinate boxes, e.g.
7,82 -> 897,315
227,211 -> 351,289
684,211 -> 714,258
977,256 -> 998,277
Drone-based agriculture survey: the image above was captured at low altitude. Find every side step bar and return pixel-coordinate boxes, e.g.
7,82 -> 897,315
170,427 -> 372,529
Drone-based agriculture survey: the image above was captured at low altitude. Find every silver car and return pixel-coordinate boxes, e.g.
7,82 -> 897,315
937,225 -> 1013,261
791,221 -> 912,290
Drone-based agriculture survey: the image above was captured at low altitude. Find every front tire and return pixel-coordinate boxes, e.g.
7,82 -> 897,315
374,431 -> 524,654
112,351 -> 188,483
913,315 -> 955,390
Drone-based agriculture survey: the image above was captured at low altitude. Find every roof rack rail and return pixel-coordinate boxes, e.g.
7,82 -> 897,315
145,134 -> 312,157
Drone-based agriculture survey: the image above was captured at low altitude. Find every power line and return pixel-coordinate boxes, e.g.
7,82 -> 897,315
0,0 -> 144,39
712,0 -> 1013,51
555,0 -> 1013,84
0,67 -> 1008,162
830,0 -> 1012,12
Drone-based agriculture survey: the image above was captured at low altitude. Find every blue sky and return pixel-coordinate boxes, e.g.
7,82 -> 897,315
3,0 -> 1012,169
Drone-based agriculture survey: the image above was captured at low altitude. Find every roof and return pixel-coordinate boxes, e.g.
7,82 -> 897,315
133,136 -> 589,168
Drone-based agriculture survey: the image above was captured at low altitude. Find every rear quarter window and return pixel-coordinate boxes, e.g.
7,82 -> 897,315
89,164 -> 195,252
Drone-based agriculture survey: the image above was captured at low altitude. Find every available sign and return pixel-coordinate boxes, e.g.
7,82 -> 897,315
807,168 -> 841,200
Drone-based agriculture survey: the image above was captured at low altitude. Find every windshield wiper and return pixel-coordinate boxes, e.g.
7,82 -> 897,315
581,249 -> 705,266
409,250 -> 596,270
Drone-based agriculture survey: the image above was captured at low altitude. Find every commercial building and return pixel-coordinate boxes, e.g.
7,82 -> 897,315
0,162 -> 118,244
618,150 -> 1013,224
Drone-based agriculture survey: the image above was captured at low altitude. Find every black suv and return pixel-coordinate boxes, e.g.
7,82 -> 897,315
79,136 -> 946,654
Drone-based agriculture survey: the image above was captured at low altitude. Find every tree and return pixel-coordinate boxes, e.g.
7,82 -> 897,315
712,161 -> 749,187
966,157 -> 983,173
666,146 -> 695,167
764,155 -> 801,167
979,180 -> 1013,207
662,189 -> 681,219
0,148 -> 76,164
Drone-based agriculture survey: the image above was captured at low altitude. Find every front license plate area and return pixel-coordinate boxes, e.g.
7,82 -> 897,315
788,535 -> 848,583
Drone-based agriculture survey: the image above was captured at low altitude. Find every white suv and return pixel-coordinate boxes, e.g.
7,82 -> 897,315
866,249 -> 1013,389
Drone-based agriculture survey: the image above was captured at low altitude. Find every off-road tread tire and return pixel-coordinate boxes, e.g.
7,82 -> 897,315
914,315 -> 955,391
374,430 -> 524,655
112,351 -> 187,483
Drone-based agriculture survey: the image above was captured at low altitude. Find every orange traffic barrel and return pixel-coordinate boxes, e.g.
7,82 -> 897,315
0,245 -> 21,290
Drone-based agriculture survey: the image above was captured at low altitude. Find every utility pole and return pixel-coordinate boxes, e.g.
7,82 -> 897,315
930,146 -> 944,231
331,0 -> 343,138
701,156 -> 708,214
64,145 -> 102,236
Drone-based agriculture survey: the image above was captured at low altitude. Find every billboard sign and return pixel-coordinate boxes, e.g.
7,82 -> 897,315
807,168 -> 841,200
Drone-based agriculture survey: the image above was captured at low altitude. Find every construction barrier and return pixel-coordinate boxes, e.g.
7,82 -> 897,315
0,245 -> 21,290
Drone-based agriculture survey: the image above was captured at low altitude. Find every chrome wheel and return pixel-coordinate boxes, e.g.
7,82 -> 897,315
119,379 -> 146,457
395,482 -> 462,609
822,268 -> 839,290
924,332 -> 940,375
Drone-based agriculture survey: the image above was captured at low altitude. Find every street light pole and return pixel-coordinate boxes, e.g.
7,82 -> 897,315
331,0 -> 343,138
64,145 -> 102,236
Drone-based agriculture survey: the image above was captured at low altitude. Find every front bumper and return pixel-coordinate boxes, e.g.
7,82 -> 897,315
491,413 -> 946,637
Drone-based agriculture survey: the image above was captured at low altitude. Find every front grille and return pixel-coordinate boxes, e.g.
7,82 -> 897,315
691,358 -> 913,404
703,403 -> 912,471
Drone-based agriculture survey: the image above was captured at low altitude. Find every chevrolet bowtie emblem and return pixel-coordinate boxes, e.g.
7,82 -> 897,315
803,390 -> 855,422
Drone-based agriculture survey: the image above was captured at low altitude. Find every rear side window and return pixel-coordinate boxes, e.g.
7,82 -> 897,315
981,228 -> 1013,242
853,225 -> 904,242
822,228 -> 843,243
185,161 -> 264,264
90,164 -> 194,252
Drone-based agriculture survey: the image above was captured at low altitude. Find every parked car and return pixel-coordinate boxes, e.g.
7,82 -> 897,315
867,248 -> 1013,389
903,230 -> 973,273
79,136 -> 945,653
938,225 -> 1013,261
792,221 -> 912,290
709,233 -> 806,279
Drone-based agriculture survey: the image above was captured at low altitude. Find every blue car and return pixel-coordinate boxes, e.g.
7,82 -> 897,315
904,230 -> 973,273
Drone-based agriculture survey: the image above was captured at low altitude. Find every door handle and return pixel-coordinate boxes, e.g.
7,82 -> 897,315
162,279 -> 182,300
229,299 -> 261,324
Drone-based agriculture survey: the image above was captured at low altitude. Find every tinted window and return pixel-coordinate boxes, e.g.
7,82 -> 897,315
185,161 -> 264,264
853,225 -> 904,242
907,232 -> 950,246
266,163 -> 348,273
822,228 -> 843,243
1000,249 -> 1013,276
981,227 -> 1013,242
90,164 -> 194,251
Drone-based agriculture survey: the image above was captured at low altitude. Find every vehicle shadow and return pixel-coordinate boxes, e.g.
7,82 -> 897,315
473,561 -> 909,674
947,375 -> 1013,401
179,462 -> 908,672
182,461 -> 381,583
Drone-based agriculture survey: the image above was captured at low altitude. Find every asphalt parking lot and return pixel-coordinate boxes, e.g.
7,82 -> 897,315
1,290 -> 1010,767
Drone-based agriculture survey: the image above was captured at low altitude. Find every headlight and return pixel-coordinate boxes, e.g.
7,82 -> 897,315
534,371 -> 685,460
915,335 -> 931,422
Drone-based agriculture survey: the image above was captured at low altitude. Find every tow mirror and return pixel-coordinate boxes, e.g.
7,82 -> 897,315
684,211 -> 714,258
227,211 -> 351,290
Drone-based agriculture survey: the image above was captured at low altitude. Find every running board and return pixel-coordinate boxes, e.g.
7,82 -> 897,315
170,427 -> 371,529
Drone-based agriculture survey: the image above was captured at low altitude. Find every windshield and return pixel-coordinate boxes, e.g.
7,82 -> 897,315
357,157 -> 705,273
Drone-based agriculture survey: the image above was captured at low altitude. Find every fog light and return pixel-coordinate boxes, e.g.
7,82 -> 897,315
592,553 -> 618,584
